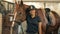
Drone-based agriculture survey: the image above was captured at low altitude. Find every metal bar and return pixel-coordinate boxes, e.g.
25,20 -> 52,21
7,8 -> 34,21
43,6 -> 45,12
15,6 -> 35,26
1,1 -> 60,3
44,2 -> 46,8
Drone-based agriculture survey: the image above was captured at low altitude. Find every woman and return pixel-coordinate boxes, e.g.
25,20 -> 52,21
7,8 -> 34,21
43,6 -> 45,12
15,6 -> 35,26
26,5 -> 42,34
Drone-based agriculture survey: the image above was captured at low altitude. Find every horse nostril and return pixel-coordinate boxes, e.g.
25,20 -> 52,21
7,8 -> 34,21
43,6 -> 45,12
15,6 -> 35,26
19,13 -> 22,16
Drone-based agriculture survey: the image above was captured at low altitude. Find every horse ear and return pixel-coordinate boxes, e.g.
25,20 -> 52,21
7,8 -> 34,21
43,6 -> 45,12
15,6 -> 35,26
14,0 -> 17,4
21,0 -> 23,5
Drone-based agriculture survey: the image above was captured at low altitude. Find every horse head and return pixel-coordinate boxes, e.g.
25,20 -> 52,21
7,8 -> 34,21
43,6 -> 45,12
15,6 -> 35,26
14,0 -> 29,23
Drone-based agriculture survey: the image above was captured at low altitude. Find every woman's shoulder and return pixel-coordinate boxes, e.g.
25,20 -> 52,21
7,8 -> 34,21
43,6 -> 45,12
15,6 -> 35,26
36,16 -> 40,18
36,16 -> 41,20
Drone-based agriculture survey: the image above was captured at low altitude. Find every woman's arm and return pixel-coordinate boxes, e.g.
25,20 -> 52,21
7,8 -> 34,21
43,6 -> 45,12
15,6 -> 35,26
38,22 -> 42,34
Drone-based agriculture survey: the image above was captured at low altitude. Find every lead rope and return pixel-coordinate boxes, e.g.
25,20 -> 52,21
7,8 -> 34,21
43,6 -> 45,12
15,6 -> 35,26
10,11 -> 24,34
10,12 -> 17,34
21,24 -> 24,34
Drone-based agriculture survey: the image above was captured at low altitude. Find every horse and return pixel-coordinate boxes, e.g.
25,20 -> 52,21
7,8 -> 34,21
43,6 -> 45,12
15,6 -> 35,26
37,8 -> 60,34
10,0 -> 29,34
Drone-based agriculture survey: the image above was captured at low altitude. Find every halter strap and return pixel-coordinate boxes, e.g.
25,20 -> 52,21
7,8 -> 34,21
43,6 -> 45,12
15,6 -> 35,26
11,11 -> 17,27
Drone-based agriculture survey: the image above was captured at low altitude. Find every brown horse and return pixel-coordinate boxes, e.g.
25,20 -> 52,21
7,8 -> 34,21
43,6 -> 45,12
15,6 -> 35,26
37,8 -> 60,34
10,0 -> 29,34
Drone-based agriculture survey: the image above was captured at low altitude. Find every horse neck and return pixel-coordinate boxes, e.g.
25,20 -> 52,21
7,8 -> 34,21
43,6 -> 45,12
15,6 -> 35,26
51,11 -> 60,19
37,9 -> 48,24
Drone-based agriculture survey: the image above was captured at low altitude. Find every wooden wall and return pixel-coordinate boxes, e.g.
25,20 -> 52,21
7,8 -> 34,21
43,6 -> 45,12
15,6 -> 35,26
0,13 -> 2,34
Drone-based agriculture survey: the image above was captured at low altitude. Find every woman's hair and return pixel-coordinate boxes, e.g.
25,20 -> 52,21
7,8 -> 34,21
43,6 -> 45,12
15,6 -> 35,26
26,5 -> 36,16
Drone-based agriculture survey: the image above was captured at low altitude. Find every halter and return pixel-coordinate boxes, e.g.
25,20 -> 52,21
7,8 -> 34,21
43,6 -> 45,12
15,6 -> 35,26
12,12 -> 17,27
10,8 -> 17,34
10,0 -> 24,34
10,0 -> 18,33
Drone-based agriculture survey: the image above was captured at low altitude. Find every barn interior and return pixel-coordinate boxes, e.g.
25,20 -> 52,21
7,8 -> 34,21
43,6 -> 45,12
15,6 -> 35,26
0,0 -> 60,34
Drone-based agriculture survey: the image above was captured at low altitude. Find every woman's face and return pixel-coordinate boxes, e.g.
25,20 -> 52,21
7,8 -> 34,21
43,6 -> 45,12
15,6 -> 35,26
30,9 -> 36,16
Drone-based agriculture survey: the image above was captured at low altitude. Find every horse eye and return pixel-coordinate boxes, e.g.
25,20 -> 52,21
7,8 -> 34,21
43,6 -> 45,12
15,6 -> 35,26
19,12 -> 21,14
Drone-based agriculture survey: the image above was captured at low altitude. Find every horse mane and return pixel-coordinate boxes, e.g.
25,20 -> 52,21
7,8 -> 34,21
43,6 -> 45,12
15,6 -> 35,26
51,11 -> 60,26
37,8 -> 48,23
51,11 -> 60,24
51,11 -> 60,18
